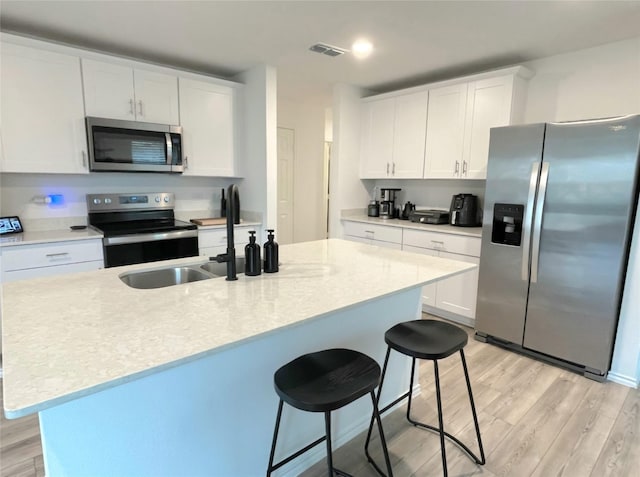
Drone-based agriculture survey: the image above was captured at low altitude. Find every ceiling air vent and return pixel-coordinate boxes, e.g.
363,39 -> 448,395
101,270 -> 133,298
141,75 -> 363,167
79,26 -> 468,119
309,43 -> 347,57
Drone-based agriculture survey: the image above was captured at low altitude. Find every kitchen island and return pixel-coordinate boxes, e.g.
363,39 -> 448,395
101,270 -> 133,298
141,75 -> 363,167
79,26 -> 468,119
1,239 -> 475,477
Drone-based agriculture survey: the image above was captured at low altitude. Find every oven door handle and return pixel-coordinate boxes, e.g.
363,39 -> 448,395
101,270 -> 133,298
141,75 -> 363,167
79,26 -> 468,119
103,229 -> 198,246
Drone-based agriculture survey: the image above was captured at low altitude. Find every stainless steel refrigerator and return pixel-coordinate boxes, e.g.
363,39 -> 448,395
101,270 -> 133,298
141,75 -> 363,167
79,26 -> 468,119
475,115 -> 640,381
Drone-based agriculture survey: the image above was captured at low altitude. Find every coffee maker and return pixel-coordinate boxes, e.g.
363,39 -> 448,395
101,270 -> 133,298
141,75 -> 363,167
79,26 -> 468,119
380,188 -> 401,219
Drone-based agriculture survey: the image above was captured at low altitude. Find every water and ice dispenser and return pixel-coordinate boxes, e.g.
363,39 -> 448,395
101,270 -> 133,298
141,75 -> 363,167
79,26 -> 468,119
491,203 -> 524,246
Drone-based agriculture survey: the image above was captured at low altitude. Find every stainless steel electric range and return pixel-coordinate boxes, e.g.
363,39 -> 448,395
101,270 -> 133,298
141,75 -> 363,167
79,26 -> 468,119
87,192 -> 198,268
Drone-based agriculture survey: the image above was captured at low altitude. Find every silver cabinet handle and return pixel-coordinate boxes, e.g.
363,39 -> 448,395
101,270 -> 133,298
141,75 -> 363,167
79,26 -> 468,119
522,162 -> 540,281
82,151 -> 87,168
184,155 -> 189,170
46,252 -> 70,258
392,162 -> 396,175
455,160 -> 460,175
531,162 -> 550,283
364,230 -> 375,234
138,100 -> 143,117
462,160 -> 468,175
129,99 -> 135,115
386,163 -> 390,175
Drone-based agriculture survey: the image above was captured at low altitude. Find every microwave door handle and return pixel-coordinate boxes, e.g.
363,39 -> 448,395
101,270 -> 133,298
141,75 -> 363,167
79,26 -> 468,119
522,162 -> 540,281
531,162 -> 550,283
165,133 -> 173,165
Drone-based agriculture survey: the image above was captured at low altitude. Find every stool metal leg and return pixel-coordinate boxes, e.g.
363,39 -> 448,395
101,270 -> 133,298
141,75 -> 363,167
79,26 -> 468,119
433,360 -> 448,477
267,399 -> 284,477
460,349 -> 485,465
325,412 -> 333,477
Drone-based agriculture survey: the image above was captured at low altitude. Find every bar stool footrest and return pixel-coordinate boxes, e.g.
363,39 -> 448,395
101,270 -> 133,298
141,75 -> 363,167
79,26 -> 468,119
408,416 -> 484,464
268,435 -> 326,473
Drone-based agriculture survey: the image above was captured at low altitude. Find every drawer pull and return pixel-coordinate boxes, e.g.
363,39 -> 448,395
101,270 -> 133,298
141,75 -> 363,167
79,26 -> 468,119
364,230 -> 375,234
46,252 -> 70,258
430,240 -> 444,244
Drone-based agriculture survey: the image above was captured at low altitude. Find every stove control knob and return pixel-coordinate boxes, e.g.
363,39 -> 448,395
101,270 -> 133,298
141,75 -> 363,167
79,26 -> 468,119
93,198 -> 101,205
155,196 -> 161,203
164,196 -> 170,203
104,198 -> 112,204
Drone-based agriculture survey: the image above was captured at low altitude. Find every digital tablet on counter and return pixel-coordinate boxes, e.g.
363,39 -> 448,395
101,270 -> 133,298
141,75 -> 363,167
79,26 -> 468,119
0,216 -> 24,235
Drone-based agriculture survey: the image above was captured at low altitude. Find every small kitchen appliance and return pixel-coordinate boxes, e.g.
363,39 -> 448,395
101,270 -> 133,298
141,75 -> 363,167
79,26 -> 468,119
379,188 -> 401,219
367,200 -> 380,217
86,117 -> 183,173
400,202 -> 416,220
449,194 -> 480,226
409,209 -> 450,224
87,192 -> 198,267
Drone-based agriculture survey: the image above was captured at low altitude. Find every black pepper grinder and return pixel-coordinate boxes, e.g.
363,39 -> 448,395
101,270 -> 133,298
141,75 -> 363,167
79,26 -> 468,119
263,229 -> 279,273
244,231 -> 261,276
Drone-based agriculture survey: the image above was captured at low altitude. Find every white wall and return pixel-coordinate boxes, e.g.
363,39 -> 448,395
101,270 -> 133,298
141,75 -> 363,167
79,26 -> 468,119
234,65 -> 278,230
329,84 -> 369,237
523,37 -> 640,122
278,96 -> 328,242
0,172 -> 236,227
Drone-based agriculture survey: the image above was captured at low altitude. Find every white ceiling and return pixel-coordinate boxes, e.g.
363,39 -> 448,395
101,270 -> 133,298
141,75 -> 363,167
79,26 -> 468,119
2,1 -> 640,101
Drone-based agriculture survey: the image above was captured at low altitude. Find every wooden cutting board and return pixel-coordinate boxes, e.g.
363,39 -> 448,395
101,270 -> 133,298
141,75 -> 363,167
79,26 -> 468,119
190,218 -> 227,226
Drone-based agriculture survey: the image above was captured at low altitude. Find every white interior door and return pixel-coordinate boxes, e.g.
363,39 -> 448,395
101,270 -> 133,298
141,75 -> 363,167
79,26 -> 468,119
277,128 -> 294,244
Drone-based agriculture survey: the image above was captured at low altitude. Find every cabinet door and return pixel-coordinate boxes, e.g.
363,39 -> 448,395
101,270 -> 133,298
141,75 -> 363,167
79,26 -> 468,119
134,70 -> 179,124
392,91 -> 428,178
179,78 -> 235,176
1,43 -> 88,174
424,83 -> 467,178
462,75 -> 514,179
82,59 -> 136,120
360,98 -> 394,178
434,252 -> 479,319
402,244 -> 438,307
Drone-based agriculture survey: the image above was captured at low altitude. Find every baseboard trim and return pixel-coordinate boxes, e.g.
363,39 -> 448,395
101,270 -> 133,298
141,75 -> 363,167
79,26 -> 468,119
607,371 -> 639,388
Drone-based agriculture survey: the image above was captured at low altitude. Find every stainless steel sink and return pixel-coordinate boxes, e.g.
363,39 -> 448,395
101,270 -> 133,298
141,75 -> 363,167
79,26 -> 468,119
200,258 -> 246,276
120,266 -> 213,289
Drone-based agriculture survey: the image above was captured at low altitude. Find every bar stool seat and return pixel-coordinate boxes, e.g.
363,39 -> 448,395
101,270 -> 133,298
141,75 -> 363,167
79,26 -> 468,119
365,320 -> 485,477
267,348 -> 393,477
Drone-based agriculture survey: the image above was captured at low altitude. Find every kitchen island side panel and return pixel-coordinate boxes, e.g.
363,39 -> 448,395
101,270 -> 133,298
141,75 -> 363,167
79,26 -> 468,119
39,288 -> 420,477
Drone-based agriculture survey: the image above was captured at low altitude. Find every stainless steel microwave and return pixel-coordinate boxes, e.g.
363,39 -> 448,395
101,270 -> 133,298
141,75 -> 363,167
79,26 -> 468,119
86,117 -> 183,173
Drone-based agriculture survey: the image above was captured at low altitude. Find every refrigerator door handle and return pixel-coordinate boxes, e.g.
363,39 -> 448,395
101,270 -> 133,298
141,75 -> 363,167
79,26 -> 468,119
522,162 -> 541,281
531,162 -> 550,283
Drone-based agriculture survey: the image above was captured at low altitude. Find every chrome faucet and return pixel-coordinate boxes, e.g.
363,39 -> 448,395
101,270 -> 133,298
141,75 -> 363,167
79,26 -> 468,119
213,184 -> 239,281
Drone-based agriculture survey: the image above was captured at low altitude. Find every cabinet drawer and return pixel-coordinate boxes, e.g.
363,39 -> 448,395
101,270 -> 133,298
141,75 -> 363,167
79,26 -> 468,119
198,226 -> 256,249
403,229 -> 481,257
343,221 -> 402,244
2,239 -> 104,272
2,260 -> 103,283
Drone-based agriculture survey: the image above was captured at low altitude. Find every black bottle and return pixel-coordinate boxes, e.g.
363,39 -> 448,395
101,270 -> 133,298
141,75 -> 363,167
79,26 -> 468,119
220,188 -> 226,217
263,229 -> 279,273
244,231 -> 261,276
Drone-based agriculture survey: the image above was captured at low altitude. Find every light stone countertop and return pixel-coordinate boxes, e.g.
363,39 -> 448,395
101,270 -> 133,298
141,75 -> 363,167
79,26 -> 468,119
1,238 -> 476,418
343,215 -> 483,238
0,227 -> 104,247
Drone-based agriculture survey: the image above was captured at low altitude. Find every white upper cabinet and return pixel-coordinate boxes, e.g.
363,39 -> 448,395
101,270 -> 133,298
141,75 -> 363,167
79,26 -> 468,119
392,91 -> 428,178
462,75 -> 516,179
360,98 -> 395,178
360,91 -> 428,179
0,43 -> 88,174
82,59 -> 179,124
424,70 -> 530,180
424,84 -> 468,178
179,77 -> 236,177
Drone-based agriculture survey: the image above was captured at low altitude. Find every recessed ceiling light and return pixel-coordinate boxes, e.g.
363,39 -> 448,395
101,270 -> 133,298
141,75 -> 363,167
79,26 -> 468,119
352,39 -> 373,59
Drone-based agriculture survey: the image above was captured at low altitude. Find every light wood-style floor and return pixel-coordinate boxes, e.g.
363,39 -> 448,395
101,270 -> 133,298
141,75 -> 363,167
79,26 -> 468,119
1,317 -> 638,477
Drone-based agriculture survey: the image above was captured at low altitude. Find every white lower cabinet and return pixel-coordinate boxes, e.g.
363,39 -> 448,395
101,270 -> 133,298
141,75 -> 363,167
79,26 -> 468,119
198,226 -> 260,258
1,239 -> 104,282
342,221 -> 403,249
402,228 -> 481,325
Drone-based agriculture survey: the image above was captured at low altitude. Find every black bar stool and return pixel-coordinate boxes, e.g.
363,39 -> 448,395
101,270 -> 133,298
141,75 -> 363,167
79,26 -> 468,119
267,348 -> 393,477
365,320 -> 485,477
